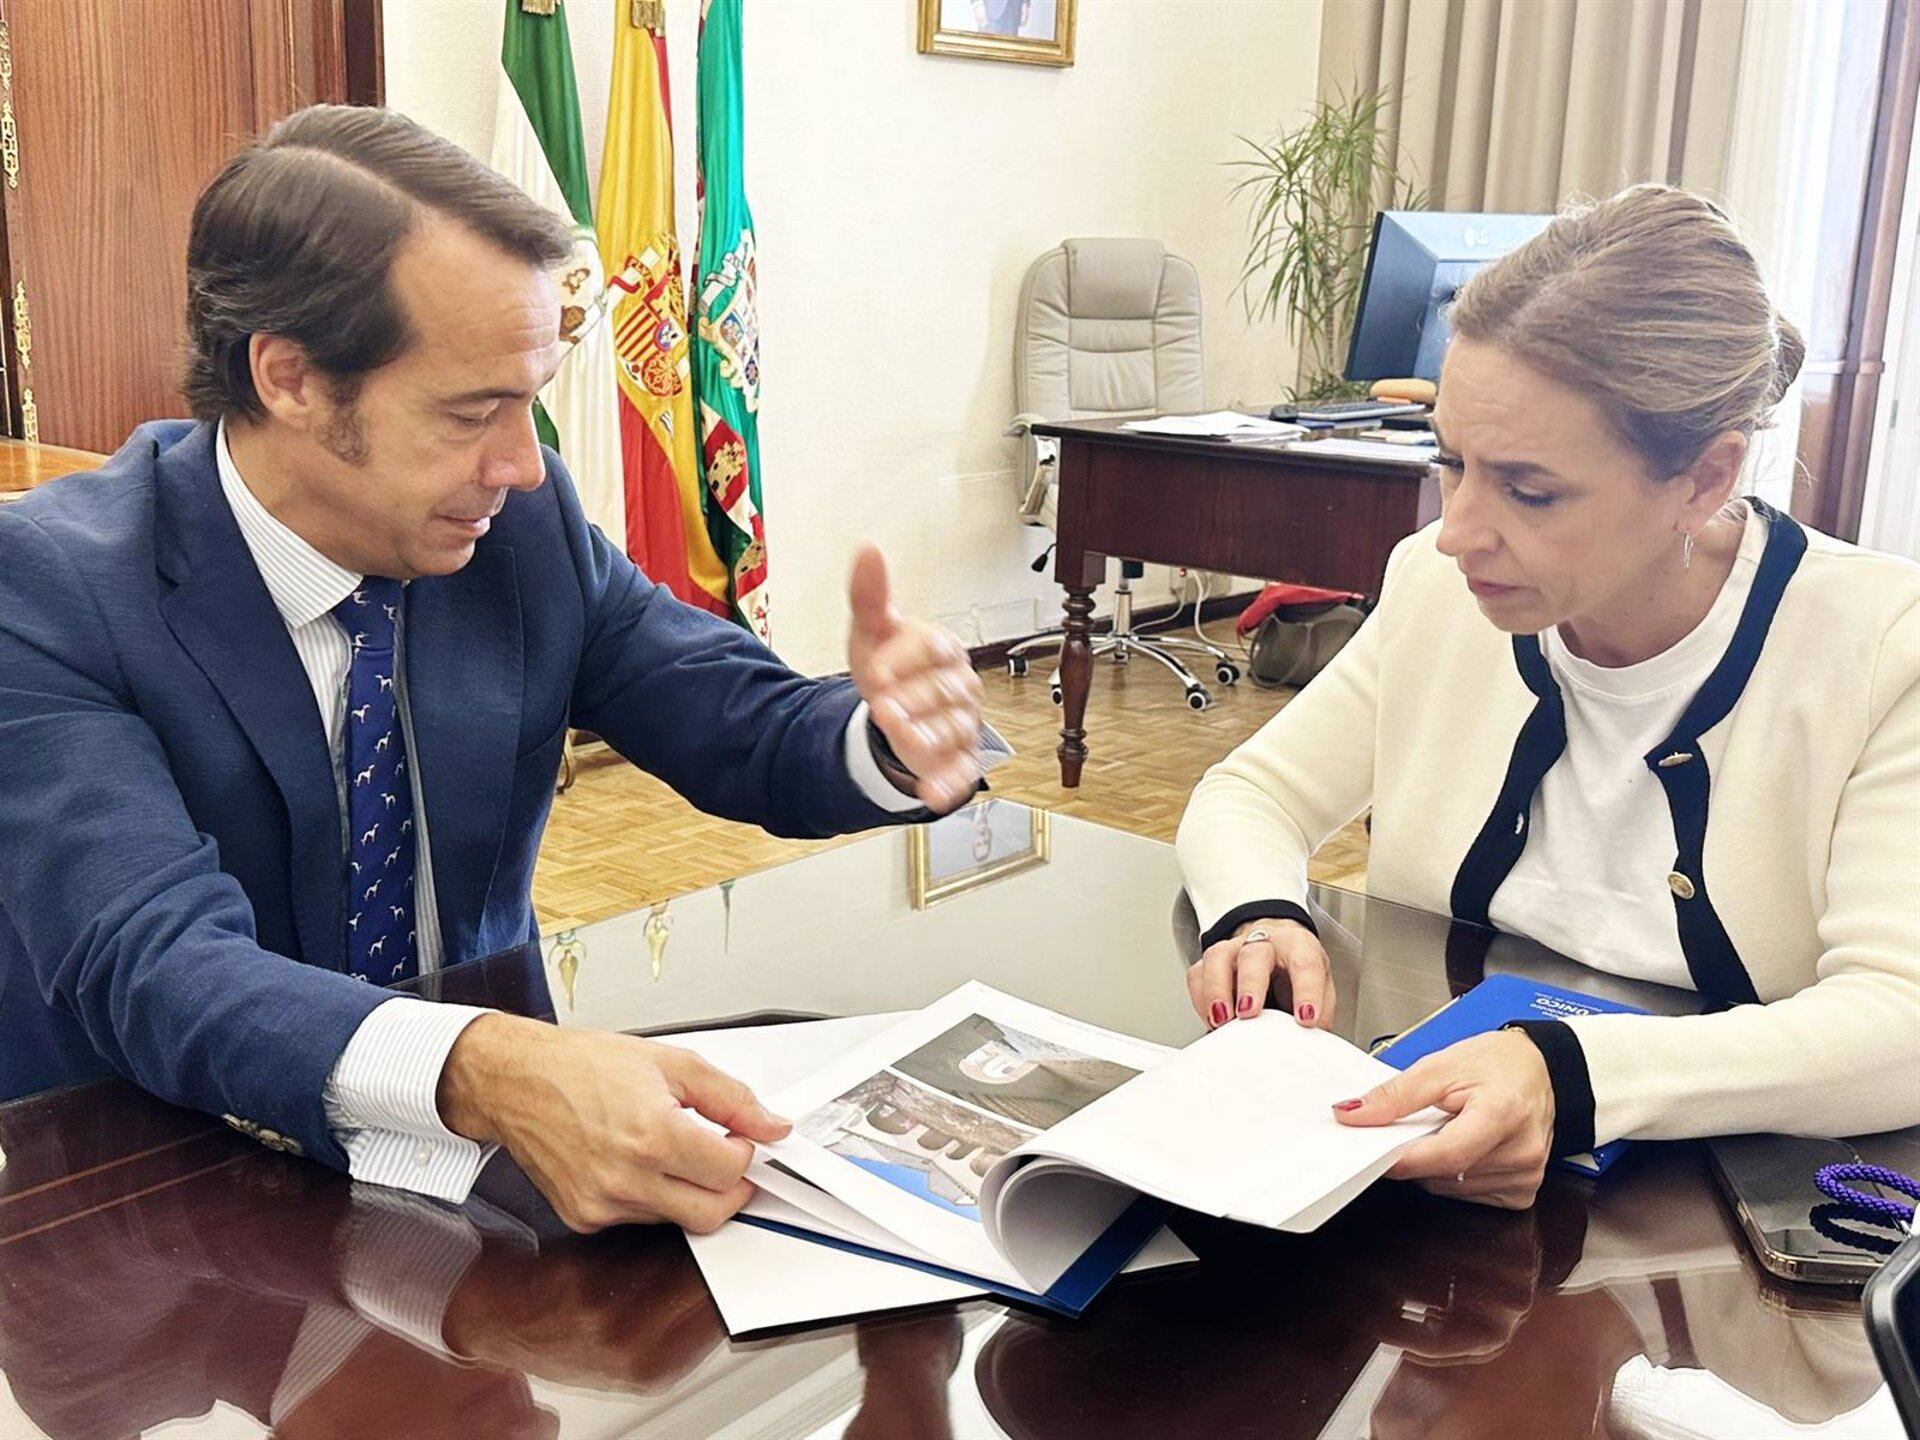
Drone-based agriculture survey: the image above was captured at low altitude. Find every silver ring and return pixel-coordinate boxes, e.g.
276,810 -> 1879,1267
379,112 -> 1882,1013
1242,929 -> 1272,946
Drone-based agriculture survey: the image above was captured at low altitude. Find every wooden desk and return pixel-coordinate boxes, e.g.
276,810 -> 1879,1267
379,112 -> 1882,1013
0,436 -> 106,497
2,816 -> 1903,1439
1033,418 -> 1441,786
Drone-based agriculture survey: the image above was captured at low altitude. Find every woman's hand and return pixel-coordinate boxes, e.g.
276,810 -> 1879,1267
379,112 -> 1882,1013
1186,917 -> 1336,1030
1333,1030 -> 1555,1209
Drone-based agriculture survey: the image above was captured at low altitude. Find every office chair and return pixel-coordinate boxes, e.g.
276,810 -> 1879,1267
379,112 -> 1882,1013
1004,238 -> 1239,712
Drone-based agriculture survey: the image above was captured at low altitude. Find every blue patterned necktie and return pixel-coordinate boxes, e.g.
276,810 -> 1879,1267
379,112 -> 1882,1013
332,579 -> 417,984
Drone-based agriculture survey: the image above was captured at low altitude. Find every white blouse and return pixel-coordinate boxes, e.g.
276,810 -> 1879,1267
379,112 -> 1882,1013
1489,506 -> 1764,987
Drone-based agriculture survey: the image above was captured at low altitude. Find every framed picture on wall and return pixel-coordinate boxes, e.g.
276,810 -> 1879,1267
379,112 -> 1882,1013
917,0 -> 1076,67
908,799 -> 1052,908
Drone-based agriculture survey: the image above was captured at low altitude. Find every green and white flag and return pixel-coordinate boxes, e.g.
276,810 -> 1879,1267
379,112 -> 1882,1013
489,0 -> 625,548
694,0 -> 770,641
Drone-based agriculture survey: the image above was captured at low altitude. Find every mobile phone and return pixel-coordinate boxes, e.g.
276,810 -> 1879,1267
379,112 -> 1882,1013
1707,1134 -> 1888,1286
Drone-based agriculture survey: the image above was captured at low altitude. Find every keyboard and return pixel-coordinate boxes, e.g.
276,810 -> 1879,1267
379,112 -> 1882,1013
1291,400 -> 1429,423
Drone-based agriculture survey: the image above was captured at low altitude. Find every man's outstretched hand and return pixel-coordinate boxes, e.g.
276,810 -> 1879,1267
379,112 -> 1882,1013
846,544 -> 985,811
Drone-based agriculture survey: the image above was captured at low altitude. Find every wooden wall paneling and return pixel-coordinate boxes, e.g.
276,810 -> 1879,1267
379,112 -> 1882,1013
246,0 -> 368,129
296,0 -> 390,108
0,0 -> 383,454
0,3 -> 19,440
3,0 -> 258,452
343,0 -> 385,106
246,0 -> 307,129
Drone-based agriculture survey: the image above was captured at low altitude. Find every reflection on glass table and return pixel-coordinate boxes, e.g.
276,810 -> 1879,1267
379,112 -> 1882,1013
2,812 -> 1911,1439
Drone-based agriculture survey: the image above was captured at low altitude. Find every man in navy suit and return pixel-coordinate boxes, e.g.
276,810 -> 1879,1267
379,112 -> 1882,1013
0,107 -> 989,1234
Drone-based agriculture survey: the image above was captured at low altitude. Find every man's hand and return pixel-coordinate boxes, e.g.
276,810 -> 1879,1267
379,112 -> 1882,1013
437,1014 -> 790,1234
846,544 -> 984,811
1333,1031 -> 1555,1210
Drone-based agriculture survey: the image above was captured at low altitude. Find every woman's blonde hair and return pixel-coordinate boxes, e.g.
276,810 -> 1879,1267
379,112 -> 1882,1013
1448,184 -> 1805,478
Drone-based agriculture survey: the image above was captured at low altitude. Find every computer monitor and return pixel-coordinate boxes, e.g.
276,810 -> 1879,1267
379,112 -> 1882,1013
1345,211 -> 1555,383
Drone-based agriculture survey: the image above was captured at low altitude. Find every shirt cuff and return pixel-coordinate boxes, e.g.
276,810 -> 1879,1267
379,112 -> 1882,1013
845,701 -> 1017,816
322,997 -> 499,1204
1198,900 -> 1320,952
845,700 -> 932,814
1505,1019 -> 1597,1158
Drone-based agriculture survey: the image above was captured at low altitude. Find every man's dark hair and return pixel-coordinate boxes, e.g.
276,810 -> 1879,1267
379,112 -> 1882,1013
183,104 -> 574,421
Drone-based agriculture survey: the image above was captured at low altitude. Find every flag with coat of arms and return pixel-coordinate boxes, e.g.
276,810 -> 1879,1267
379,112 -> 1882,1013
692,0 -> 771,642
597,0 -> 732,616
489,0 -> 627,549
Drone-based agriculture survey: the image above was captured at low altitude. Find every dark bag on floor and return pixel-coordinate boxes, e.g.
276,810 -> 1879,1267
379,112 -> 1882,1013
1236,584 -> 1371,689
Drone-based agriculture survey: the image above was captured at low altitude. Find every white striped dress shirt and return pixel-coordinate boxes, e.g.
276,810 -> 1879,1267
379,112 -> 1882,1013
215,423 -> 922,1205
217,423 -> 496,1200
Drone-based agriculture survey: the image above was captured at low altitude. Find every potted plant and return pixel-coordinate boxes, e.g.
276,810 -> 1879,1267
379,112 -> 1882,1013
1230,87 -> 1426,400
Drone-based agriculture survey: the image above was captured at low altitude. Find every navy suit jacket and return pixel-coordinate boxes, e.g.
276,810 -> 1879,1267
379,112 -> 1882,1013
0,421 -> 914,1166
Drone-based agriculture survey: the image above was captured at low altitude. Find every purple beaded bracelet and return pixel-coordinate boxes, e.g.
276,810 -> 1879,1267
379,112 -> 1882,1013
1814,1162 -> 1919,1229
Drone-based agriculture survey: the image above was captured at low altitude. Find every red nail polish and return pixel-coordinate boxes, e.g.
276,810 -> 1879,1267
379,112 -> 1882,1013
1298,1003 -> 1316,1024
1332,1099 -> 1363,1112
1210,1001 -> 1227,1026
1237,995 -> 1253,1016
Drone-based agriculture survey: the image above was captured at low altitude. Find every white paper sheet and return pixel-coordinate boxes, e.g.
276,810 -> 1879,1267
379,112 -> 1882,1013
686,1203 -> 984,1335
666,1010 -> 1193,1334
982,1013 -> 1443,1238
660,1010 -> 911,1092
668,1014 -> 984,1332
1287,437 -> 1437,466
1121,410 -> 1304,439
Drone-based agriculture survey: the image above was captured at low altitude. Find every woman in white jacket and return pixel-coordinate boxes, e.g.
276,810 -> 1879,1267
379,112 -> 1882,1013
1177,184 -> 1920,1209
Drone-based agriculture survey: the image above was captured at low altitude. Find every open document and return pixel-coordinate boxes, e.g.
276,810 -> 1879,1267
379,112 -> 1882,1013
745,982 -> 1442,1316
671,1013 -> 1192,1333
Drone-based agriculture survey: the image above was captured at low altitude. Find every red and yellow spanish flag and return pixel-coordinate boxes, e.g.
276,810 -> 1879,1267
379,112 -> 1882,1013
596,0 -> 729,616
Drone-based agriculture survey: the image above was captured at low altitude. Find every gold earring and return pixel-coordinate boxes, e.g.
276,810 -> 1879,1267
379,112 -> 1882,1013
1681,530 -> 1696,570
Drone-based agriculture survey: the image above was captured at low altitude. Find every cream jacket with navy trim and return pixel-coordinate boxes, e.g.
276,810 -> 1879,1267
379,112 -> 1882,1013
1177,502 -> 1920,1150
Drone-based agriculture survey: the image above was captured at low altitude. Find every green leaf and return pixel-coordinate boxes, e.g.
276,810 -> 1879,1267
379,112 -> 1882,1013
1227,84 -> 1430,386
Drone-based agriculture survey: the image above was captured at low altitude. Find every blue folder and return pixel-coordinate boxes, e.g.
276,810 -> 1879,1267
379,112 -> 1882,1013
1374,972 -> 1644,1175
737,1191 -> 1173,1320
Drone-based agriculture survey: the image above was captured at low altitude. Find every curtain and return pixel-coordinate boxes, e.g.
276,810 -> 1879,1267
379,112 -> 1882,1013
1318,0 -> 1751,213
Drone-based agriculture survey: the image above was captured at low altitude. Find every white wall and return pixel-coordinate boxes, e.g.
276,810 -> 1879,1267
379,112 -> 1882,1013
384,0 -> 1321,674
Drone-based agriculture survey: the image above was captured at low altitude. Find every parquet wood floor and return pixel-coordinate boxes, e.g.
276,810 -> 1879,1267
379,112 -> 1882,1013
531,619 -> 1370,932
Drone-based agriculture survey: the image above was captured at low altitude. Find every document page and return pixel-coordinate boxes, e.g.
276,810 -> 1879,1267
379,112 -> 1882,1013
758,982 -> 1172,1289
982,1013 -> 1443,1256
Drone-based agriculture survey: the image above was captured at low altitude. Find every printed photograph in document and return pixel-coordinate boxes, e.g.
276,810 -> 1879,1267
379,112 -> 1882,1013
795,1012 -> 1143,1219
799,1069 -> 1031,1218
892,1014 -> 1142,1130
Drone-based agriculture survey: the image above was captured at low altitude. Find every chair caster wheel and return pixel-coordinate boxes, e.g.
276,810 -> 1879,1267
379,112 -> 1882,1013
1216,662 -> 1241,686
1008,654 -> 1029,678
1185,687 -> 1212,711
1050,684 -> 1064,706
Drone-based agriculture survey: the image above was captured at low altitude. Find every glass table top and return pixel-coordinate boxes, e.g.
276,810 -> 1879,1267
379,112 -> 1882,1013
1,807 -> 1910,1439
